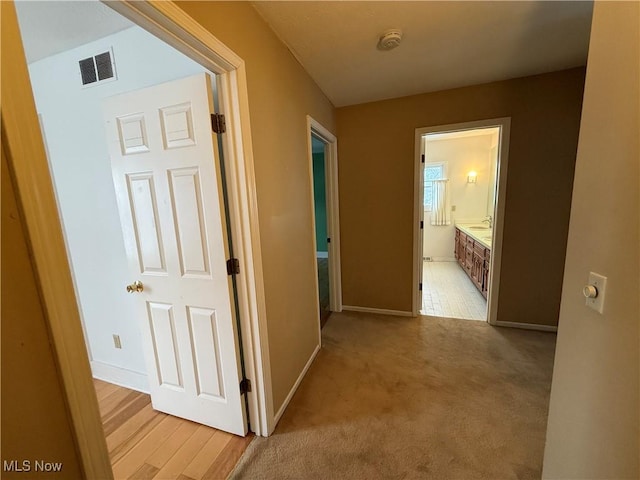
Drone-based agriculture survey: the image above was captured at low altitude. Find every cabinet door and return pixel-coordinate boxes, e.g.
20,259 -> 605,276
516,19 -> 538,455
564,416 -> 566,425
472,251 -> 483,290
457,230 -> 467,267
482,251 -> 491,298
465,239 -> 473,273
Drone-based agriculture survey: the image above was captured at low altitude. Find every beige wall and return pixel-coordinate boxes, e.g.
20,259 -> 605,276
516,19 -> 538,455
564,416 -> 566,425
336,68 -> 585,325
178,2 -> 336,412
542,2 -> 639,478
1,145 -> 83,479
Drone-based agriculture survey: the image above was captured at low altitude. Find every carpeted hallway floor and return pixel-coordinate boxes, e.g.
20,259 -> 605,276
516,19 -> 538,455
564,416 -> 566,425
230,311 -> 556,480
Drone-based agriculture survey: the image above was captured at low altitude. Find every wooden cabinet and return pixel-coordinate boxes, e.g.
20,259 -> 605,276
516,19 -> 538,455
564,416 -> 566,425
455,229 -> 466,267
482,250 -> 491,298
471,243 -> 485,292
465,237 -> 474,274
454,227 -> 490,298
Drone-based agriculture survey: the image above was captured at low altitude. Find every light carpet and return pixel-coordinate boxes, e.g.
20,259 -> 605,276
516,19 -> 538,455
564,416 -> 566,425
230,311 -> 556,480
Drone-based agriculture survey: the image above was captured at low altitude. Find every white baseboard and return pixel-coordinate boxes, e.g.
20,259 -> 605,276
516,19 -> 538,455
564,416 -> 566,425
423,256 -> 456,262
493,321 -> 558,332
316,251 -> 328,259
273,343 -> 320,427
342,305 -> 413,317
91,361 -> 149,393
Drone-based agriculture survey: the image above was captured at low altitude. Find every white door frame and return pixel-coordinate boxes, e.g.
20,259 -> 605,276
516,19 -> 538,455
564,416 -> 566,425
3,1 -> 273,476
307,116 -> 342,318
413,117 -> 511,326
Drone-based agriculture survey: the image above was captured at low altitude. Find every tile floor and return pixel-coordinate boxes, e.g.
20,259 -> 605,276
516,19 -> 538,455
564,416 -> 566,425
421,261 -> 487,321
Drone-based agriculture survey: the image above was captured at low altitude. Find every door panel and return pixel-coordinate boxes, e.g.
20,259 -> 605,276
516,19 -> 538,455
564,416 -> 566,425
187,306 -> 224,399
104,73 -> 247,436
127,173 -> 167,273
168,167 -> 210,277
148,302 -> 183,389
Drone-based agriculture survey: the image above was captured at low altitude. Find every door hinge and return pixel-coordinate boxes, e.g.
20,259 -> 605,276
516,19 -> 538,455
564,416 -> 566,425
240,378 -> 251,395
420,220 -> 424,229
419,282 -> 423,291
211,113 -> 226,134
421,154 -> 425,164
226,258 -> 240,275
327,237 -> 331,244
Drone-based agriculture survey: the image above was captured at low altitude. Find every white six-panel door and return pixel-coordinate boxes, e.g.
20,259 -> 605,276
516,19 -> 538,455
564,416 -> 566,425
103,73 -> 247,436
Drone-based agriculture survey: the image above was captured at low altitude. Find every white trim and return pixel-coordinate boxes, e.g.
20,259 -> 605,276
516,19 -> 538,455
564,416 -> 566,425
307,116 -> 342,316
91,362 -> 149,394
272,344 -> 321,426
342,305 -> 413,317
104,0 -> 272,437
494,321 -> 558,333
104,1 -> 242,72
486,121 -> 510,327
414,135 -> 426,316
413,118 -> 511,326
316,251 -> 329,259
215,66 -> 272,437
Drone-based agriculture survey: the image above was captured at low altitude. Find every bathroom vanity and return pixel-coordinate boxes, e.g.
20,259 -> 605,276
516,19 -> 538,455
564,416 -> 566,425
454,224 -> 492,298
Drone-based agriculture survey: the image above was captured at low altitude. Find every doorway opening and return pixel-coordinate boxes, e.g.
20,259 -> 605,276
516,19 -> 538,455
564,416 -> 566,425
307,116 -> 342,331
413,119 -> 511,325
13,1 -> 266,476
311,135 -> 331,327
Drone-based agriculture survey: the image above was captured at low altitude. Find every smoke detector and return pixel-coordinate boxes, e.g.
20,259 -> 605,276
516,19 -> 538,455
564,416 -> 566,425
377,29 -> 403,51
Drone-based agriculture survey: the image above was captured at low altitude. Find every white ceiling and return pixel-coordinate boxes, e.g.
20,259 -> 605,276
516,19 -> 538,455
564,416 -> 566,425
15,1 -> 593,107
15,0 -> 133,64
252,1 -> 594,106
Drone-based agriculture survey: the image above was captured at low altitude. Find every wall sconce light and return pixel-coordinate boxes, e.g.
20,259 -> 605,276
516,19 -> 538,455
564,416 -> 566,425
467,171 -> 477,184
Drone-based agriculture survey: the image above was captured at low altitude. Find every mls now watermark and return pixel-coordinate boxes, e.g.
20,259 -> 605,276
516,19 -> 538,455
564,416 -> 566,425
3,460 -> 63,473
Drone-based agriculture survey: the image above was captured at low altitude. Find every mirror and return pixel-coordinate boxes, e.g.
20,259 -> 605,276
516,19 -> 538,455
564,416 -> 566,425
486,130 -> 500,219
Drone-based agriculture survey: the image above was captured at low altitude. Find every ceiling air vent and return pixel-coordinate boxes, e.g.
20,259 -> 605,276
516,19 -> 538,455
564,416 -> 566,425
79,49 -> 116,86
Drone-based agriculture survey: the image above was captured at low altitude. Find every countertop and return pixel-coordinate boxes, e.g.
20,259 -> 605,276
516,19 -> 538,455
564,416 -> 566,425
456,223 -> 492,249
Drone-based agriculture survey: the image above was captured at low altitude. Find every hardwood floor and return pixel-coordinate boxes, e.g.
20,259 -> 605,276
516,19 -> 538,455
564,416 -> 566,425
94,379 -> 253,480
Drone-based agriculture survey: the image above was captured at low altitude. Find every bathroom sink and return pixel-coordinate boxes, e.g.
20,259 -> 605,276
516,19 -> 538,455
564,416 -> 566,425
468,226 -> 489,230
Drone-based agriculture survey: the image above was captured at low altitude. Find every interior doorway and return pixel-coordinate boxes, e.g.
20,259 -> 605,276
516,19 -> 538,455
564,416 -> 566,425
18,13 -> 246,426
307,116 -> 342,330
413,119 -> 511,325
311,135 -> 332,326
421,127 -> 500,321
12,0 -> 266,475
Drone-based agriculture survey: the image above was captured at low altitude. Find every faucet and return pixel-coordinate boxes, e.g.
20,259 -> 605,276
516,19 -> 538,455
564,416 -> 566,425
482,215 -> 493,228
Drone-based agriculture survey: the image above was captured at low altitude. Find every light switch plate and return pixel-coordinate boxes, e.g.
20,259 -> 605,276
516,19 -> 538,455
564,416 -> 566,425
586,272 -> 607,314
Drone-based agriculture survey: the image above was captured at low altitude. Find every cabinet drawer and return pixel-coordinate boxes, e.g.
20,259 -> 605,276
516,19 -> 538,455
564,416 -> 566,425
466,238 -> 474,249
474,243 -> 487,257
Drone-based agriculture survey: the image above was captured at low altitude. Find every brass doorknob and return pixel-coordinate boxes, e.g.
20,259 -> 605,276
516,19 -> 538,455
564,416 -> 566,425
126,281 -> 144,293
